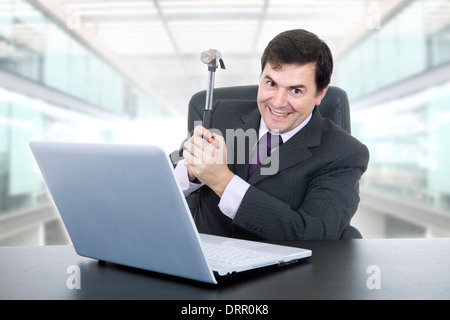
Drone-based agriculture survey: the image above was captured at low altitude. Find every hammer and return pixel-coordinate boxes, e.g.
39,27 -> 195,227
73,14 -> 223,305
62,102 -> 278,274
200,49 -> 225,129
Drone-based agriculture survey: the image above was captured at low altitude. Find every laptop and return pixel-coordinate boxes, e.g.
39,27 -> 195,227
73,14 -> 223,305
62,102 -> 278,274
29,141 -> 311,284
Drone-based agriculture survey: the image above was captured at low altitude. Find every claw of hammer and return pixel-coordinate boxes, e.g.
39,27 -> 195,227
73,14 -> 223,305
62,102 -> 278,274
201,49 -> 226,70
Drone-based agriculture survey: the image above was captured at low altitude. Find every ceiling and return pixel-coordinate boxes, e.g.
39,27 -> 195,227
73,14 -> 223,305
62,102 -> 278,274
57,0 -> 395,115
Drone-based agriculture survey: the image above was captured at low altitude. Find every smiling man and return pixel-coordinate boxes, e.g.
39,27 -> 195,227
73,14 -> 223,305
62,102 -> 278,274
171,29 -> 369,240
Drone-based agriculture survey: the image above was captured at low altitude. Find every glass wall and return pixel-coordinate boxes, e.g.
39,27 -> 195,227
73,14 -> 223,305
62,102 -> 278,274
0,0 -> 162,118
334,0 -> 450,215
334,0 -> 449,101
0,0 -> 166,217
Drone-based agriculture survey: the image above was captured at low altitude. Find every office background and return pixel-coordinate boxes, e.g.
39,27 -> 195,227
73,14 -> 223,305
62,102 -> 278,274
0,0 -> 449,245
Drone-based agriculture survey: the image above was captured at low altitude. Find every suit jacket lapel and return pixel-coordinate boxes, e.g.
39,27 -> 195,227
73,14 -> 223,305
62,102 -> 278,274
247,108 -> 324,185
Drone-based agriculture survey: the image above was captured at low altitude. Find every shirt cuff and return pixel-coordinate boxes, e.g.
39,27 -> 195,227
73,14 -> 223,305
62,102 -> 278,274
174,159 -> 203,196
218,175 -> 250,219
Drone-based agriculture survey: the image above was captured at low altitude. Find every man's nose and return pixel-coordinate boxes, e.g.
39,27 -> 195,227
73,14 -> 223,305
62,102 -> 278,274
272,89 -> 288,108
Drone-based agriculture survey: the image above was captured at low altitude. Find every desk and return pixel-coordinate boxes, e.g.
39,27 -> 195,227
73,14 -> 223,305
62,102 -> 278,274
1,239 -> 449,300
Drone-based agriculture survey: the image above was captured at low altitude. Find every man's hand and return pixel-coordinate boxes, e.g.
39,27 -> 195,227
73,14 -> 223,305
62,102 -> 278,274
183,126 -> 235,198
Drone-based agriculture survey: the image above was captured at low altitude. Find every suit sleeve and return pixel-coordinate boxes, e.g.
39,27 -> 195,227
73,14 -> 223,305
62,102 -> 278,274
232,141 -> 370,240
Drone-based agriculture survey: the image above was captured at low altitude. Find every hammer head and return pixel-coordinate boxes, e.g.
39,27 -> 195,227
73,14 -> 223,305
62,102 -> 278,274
200,49 -> 225,70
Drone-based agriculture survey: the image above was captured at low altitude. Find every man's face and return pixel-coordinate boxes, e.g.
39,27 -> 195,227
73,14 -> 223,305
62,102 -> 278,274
257,62 -> 328,133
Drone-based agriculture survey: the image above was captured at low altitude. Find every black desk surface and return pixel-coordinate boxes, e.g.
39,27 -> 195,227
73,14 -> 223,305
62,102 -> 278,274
1,239 -> 450,300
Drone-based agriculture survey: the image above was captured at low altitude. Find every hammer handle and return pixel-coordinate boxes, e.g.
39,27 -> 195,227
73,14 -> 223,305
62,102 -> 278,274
202,109 -> 212,129
202,70 -> 215,129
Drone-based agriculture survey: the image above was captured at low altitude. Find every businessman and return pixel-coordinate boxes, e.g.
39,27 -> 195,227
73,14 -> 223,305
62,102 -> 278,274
170,29 -> 369,241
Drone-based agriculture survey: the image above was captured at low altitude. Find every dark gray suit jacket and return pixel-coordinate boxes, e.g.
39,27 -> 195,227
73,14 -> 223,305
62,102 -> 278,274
171,99 -> 369,241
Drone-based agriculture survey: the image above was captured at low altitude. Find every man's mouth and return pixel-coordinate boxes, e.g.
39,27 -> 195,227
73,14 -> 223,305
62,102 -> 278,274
269,106 -> 290,119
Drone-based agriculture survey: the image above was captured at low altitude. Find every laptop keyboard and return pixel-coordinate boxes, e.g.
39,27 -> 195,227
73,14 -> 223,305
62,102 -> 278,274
202,243 -> 271,265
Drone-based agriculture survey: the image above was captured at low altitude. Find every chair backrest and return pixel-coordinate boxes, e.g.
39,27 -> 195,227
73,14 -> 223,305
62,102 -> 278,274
188,85 -> 351,133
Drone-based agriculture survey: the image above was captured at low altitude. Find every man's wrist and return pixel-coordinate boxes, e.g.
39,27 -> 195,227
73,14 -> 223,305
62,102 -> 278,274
174,160 -> 203,196
210,171 -> 235,198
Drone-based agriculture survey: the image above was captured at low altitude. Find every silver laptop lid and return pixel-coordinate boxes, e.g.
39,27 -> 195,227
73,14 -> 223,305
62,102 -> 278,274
30,141 -> 217,284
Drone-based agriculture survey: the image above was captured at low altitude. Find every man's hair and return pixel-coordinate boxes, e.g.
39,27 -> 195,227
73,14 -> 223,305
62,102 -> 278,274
261,29 -> 333,93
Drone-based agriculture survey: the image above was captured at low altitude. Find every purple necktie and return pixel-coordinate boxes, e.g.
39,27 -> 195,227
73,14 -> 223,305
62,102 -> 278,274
248,132 -> 283,178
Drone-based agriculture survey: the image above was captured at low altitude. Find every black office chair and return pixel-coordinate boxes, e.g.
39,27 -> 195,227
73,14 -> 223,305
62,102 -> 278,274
187,85 -> 362,239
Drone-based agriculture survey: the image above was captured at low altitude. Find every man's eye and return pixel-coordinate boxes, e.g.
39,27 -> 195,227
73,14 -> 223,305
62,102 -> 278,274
292,88 -> 301,94
267,80 -> 275,87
